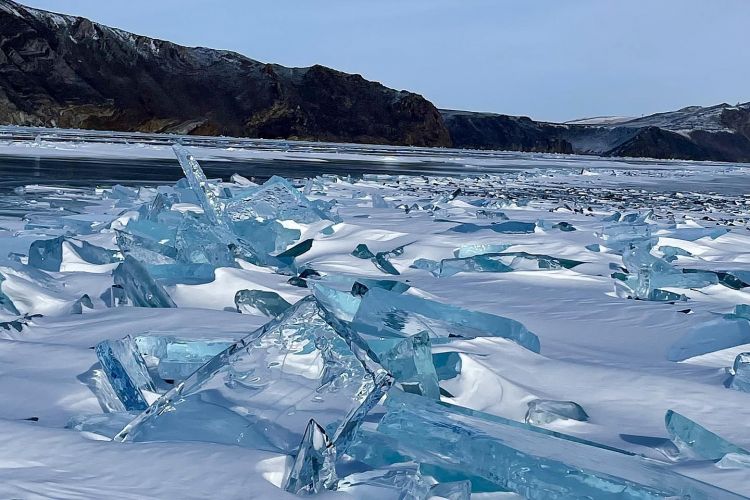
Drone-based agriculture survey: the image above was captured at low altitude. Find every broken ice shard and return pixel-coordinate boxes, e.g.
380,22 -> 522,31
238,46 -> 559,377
351,287 -> 540,353
616,243 -> 717,301
133,335 -> 234,381
367,330 -> 440,399
0,273 -> 20,316
337,463 -> 431,499
658,245 -> 692,263
525,399 -> 589,426
223,175 -> 339,225
427,480 -> 471,500
665,410 -> 749,461
173,144 -> 225,226
351,244 -> 375,259
729,352 -> 750,393
357,390 -> 739,500
412,254 -> 513,278
115,296 -> 392,455
351,243 -> 409,275
234,289 -> 292,317
29,236 -> 120,272
284,419 -> 337,494
95,336 -> 159,411
432,352 -> 462,381
453,243 -> 511,258
112,256 -> 176,308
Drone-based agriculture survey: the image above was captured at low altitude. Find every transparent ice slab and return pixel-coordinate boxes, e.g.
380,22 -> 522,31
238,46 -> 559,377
354,390 -> 742,500
133,335 -> 235,381
112,256 -> 176,308
351,287 -> 540,353
284,419 -> 337,494
617,243 -> 717,301
95,336 -> 159,411
234,289 -> 292,318
665,410 -> 749,461
115,296 -> 392,454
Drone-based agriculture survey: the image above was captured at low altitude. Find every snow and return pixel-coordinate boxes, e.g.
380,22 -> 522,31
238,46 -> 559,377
1,135 -> 750,498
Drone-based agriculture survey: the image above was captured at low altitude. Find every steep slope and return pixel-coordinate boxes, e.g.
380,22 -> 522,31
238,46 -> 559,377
0,0 -> 451,146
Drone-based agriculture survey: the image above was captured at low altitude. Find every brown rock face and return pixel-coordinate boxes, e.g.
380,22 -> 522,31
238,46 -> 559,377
0,1 -> 451,147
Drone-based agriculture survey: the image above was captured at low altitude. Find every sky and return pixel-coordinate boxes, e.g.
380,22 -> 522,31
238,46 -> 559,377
18,0 -> 750,122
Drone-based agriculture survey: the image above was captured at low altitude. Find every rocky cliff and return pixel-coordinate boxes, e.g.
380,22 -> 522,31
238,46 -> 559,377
0,0 -> 451,147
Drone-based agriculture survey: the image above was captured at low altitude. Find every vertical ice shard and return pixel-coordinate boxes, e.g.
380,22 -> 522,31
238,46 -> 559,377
95,336 -> 159,411
665,410 -> 749,461
367,331 -> 440,399
115,296 -> 392,455
113,256 -> 176,308
234,289 -> 292,317
525,399 -> 589,426
172,144 -> 225,226
730,352 -> 750,393
352,287 -> 540,353
284,419 -> 337,494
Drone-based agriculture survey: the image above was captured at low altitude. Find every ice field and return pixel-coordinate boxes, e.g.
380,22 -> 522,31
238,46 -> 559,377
1,131 -> 750,499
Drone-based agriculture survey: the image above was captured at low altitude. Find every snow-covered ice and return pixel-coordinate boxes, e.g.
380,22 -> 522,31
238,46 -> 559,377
1,135 -> 750,498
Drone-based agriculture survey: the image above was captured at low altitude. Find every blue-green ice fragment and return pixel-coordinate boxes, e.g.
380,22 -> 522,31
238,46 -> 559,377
95,336 -> 158,411
133,335 -> 234,381
730,352 -> 750,393
112,256 -> 176,308
428,480 -> 471,500
284,419 -> 338,494
234,289 -> 292,318
352,287 -> 540,353
525,399 -> 589,425
351,244 -> 375,259
665,410 -> 749,461
368,331 -> 440,400
29,236 -> 120,272
433,352 -> 462,381
362,390 -> 741,500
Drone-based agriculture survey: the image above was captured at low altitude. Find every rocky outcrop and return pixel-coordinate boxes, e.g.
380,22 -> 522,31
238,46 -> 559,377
0,0 -> 451,147
442,104 -> 750,162
440,110 -> 573,154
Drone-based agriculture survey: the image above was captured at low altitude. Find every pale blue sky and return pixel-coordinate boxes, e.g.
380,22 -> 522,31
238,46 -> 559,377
18,0 -> 750,122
